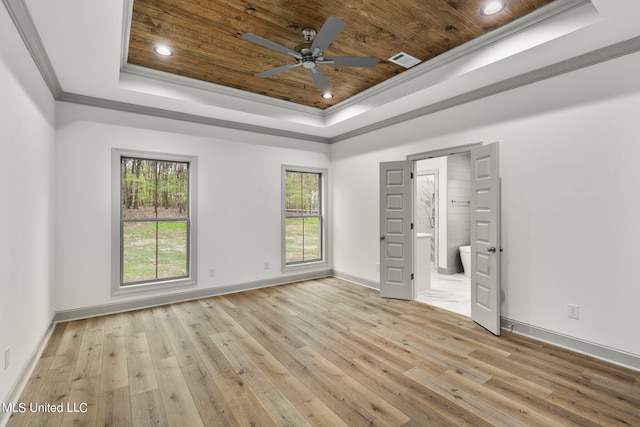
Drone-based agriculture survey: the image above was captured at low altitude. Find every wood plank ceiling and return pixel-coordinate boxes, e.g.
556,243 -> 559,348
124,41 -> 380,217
127,0 -> 555,109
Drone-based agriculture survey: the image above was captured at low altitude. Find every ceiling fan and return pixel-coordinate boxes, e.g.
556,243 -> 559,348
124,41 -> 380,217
242,16 -> 378,90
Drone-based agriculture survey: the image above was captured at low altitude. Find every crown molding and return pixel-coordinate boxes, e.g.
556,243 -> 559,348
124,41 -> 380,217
2,0 -> 62,97
120,63 -> 326,120
5,0 -> 640,145
56,91 -> 332,144
324,0 -> 594,119
118,0 -> 594,124
119,0 -> 325,120
3,0 -> 330,143
330,35 -> 640,143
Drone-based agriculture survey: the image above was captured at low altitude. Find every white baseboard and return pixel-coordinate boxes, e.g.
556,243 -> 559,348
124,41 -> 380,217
332,270 -> 380,290
54,270 -> 332,322
330,271 -> 640,372
1,270 -> 332,426
501,318 -> 640,372
1,320 -> 56,427
5,271 -> 637,427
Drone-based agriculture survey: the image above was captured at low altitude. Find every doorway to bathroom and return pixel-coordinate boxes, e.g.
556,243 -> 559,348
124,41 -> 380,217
379,141 -> 501,334
414,153 -> 471,317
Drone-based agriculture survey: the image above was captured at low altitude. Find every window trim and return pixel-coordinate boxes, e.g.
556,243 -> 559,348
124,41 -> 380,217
281,165 -> 329,272
111,149 -> 198,295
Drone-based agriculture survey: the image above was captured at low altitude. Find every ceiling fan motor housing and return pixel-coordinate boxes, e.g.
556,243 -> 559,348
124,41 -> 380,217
295,41 -> 321,68
243,16 -> 378,90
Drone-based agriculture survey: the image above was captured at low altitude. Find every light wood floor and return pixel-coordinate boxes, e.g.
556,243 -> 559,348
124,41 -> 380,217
7,278 -> 640,426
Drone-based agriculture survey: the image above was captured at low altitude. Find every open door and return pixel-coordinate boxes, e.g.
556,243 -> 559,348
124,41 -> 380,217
379,161 -> 414,300
470,142 -> 501,335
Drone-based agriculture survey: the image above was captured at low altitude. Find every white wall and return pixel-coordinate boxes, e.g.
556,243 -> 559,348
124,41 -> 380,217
331,50 -> 640,358
54,103 -> 331,312
0,7 -> 56,404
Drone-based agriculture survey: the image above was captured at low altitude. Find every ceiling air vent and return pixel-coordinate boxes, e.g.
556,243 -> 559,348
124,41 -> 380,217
388,52 -> 421,68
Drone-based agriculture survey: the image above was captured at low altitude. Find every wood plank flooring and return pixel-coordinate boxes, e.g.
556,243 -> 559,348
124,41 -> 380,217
7,278 -> 640,426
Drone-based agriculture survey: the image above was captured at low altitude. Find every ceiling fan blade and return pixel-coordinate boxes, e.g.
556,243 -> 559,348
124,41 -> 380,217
309,66 -> 330,90
255,63 -> 302,78
310,16 -> 346,54
318,56 -> 378,68
242,33 -> 302,60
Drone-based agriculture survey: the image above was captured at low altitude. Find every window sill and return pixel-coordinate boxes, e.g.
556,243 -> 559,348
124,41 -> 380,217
112,277 -> 197,296
282,260 -> 329,273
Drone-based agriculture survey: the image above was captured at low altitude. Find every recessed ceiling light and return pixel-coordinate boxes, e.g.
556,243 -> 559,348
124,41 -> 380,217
321,92 -> 334,99
153,44 -> 173,57
481,1 -> 506,16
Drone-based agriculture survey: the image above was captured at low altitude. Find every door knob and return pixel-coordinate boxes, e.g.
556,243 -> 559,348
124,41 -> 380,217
487,246 -> 496,253
380,235 -> 386,240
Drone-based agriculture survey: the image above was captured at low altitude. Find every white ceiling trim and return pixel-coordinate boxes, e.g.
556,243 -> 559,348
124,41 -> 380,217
118,0 -> 594,126
119,0 -> 325,121
2,0 -> 62,97
331,35 -> 640,142
56,92 -> 330,143
119,64 -> 326,120
5,0 -> 640,144
324,0 -> 593,119
66,35 -> 640,144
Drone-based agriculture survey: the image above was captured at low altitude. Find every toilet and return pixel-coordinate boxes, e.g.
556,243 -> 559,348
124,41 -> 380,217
459,245 -> 471,277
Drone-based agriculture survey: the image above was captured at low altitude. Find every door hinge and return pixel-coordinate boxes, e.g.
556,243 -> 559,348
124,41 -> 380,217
410,223 -> 414,230
410,172 -> 414,179
411,273 -> 414,280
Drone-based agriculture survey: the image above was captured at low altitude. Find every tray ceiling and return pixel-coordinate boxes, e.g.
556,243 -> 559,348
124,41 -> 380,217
127,0 -> 555,109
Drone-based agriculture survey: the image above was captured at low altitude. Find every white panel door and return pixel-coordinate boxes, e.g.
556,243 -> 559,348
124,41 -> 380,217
379,161 -> 414,300
470,142 -> 501,335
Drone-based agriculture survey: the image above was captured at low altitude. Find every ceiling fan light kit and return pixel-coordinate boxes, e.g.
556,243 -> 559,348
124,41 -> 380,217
242,16 -> 379,91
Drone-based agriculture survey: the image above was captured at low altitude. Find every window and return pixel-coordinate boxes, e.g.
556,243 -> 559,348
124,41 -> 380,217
282,166 -> 327,269
112,150 -> 197,294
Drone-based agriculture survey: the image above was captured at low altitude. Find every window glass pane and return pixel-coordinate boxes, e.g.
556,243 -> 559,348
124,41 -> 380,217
157,161 -> 189,219
285,171 -> 302,217
303,217 -> 321,261
285,218 -> 304,263
120,156 -> 191,286
121,158 -> 189,220
157,221 -> 188,279
284,169 -> 323,265
302,173 -> 320,216
122,221 -> 158,283
122,220 -> 188,285
122,159 -> 157,220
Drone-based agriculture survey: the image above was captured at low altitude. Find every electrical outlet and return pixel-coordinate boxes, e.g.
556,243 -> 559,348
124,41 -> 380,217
209,268 -> 215,277
4,347 -> 9,370
568,304 -> 580,320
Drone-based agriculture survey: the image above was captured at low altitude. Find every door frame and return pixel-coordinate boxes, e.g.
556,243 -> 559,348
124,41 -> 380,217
405,142 -> 502,332
408,143 -> 481,303
407,143 -> 482,163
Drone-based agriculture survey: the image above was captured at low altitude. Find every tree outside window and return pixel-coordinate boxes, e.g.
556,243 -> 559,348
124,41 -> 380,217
120,157 -> 190,285
284,170 -> 322,264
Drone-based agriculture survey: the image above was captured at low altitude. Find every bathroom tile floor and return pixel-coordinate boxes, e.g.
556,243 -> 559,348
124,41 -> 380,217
415,271 -> 471,317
